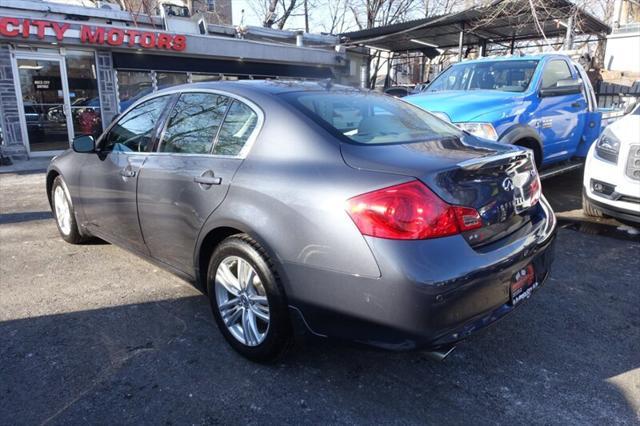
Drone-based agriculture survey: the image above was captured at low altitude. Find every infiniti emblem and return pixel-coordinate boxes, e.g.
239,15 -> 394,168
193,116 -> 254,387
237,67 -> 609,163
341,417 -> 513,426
502,177 -> 514,191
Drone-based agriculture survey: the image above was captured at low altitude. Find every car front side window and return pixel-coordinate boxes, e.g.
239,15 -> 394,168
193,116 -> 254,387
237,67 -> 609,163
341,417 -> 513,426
540,60 -> 573,90
101,96 -> 170,153
159,92 -> 230,154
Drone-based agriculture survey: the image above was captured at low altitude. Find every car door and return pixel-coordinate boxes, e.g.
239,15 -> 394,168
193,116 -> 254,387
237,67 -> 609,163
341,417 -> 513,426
78,95 -> 172,254
533,58 -> 587,164
137,91 -> 261,274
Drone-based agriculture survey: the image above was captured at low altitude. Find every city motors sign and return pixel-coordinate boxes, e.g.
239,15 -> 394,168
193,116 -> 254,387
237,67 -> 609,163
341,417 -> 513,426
0,17 -> 186,51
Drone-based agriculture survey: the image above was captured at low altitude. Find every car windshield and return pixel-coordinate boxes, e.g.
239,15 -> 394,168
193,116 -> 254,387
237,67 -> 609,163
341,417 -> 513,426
283,91 -> 462,145
426,60 -> 539,93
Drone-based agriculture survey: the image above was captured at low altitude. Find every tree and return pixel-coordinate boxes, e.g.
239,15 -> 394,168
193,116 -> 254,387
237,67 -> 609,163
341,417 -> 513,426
249,0 -> 306,29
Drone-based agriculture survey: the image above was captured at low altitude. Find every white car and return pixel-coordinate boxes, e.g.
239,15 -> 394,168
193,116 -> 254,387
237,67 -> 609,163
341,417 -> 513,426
583,103 -> 640,224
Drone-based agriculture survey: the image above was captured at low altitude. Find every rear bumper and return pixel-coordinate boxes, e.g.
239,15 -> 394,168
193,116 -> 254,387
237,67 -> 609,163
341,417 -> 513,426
285,197 -> 557,350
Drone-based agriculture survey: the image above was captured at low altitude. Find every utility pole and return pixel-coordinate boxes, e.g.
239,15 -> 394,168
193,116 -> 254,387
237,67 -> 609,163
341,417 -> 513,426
304,0 -> 309,33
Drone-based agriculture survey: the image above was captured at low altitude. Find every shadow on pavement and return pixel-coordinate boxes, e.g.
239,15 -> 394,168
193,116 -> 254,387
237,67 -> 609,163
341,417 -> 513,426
1,229 -> 638,425
0,211 -> 52,225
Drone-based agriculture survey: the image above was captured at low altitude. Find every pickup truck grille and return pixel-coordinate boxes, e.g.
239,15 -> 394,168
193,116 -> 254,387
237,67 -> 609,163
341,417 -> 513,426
626,145 -> 640,181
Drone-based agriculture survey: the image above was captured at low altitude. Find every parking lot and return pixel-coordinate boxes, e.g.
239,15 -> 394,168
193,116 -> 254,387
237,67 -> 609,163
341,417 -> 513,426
0,165 -> 638,425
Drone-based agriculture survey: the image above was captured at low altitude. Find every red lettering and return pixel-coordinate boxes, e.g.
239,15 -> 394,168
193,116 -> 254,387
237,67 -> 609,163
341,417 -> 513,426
124,29 -> 140,47
80,26 -> 105,44
156,33 -> 171,49
0,17 -> 20,37
21,19 -> 30,38
32,20 -> 50,39
171,35 -> 186,51
139,32 -> 155,48
106,29 -> 124,46
50,22 -> 70,41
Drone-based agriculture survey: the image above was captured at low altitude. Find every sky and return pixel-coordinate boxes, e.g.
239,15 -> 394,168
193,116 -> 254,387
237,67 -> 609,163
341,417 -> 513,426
229,0 -> 347,32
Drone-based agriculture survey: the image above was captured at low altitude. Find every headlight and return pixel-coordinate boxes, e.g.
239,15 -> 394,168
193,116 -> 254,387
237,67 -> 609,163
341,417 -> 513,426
595,128 -> 620,164
455,122 -> 498,141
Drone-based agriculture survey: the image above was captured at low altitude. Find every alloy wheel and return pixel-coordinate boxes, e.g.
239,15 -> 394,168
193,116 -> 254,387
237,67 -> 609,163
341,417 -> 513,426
214,256 -> 270,346
53,185 -> 72,235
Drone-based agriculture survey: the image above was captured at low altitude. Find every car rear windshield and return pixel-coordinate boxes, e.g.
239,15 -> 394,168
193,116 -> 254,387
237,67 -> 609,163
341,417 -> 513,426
426,60 -> 539,93
282,91 -> 462,145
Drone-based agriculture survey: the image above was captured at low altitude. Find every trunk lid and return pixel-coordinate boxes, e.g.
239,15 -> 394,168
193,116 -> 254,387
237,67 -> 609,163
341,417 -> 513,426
341,137 -> 541,246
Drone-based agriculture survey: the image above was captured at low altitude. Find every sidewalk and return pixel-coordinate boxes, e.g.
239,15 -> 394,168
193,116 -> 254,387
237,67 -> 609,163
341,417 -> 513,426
0,156 -> 53,174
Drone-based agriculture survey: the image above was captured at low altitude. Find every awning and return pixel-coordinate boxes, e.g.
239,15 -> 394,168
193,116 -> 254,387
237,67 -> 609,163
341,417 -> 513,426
340,0 -> 610,52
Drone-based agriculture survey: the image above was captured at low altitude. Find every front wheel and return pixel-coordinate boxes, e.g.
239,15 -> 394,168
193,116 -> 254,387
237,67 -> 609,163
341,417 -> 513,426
582,192 -> 605,218
51,176 -> 88,244
207,235 -> 292,362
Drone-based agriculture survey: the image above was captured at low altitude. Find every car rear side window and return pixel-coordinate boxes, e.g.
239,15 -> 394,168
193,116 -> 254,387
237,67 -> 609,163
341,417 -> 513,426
102,95 -> 170,152
159,92 -> 230,154
284,91 -> 461,145
213,100 -> 258,156
541,60 -> 573,89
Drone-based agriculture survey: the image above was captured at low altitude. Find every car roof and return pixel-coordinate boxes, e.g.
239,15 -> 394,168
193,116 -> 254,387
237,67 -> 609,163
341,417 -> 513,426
163,79 -> 364,96
450,53 -> 570,65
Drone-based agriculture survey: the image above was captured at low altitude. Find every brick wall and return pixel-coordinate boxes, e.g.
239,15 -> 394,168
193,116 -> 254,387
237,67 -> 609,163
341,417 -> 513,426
0,45 -> 26,160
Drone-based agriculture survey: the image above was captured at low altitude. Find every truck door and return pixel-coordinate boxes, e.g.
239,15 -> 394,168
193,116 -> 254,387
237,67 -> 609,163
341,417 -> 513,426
533,59 -> 587,165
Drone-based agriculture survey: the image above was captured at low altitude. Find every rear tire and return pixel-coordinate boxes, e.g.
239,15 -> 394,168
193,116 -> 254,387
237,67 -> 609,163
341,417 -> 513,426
207,234 -> 292,362
51,176 -> 88,244
582,192 -> 604,218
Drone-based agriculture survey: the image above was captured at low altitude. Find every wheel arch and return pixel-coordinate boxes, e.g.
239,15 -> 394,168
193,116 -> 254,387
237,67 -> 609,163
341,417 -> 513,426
194,220 -> 284,294
500,125 -> 544,168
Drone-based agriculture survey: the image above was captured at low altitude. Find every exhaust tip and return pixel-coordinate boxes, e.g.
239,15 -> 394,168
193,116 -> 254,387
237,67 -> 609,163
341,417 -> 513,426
423,345 -> 456,362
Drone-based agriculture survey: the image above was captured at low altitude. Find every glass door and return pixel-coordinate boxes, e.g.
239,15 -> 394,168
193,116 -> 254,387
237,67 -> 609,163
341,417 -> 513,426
15,55 -> 74,154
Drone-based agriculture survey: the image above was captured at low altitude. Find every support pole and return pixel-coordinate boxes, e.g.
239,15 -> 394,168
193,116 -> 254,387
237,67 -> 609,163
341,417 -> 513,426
480,39 -> 487,57
304,0 -> 309,33
564,12 -> 574,50
458,23 -> 464,62
510,36 -> 515,54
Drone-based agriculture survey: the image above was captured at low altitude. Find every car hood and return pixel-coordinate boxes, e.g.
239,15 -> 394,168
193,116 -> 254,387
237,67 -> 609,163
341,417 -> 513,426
405,90 -> 523,122
607,115 -> 640,147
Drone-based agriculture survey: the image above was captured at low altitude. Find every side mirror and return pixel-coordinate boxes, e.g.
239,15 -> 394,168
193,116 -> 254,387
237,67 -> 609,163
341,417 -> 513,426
72,135 -> 95,153
539,78 -> 583,97
624,100 -> 638,115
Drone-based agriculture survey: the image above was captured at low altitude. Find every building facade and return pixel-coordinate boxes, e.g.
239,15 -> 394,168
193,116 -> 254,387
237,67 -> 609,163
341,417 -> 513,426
0,0 -> 347,159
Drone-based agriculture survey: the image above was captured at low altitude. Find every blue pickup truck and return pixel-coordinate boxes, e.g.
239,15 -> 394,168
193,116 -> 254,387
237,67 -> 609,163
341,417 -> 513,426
406,54 -> 602,171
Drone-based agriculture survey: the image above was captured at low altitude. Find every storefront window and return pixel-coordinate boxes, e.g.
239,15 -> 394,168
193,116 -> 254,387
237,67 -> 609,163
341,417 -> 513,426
157,72 -> 188,89
66,51 -> 102,139
117,71 -> 153,112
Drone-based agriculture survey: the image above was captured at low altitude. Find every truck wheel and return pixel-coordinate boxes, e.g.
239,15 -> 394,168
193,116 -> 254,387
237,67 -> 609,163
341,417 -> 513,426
582,192 -> 604,218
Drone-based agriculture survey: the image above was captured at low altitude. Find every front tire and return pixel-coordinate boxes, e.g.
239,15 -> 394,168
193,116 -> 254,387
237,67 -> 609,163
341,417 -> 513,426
582,191 -> 604,218
51,176 -> 87,244
207,235 -> 292,362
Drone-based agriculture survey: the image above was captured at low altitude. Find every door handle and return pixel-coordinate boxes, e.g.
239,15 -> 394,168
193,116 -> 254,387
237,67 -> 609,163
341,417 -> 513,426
120,168 -> 136,178
194,173 -> 221,186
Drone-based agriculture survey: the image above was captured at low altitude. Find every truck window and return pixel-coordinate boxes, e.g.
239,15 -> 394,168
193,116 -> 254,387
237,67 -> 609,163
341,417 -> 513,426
426,60 -> 538,93
541,60 -> 573,89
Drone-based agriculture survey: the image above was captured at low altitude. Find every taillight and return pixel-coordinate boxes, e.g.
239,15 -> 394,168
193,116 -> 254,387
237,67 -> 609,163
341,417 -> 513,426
346,180 -> 483,240
529,173 -> 541,207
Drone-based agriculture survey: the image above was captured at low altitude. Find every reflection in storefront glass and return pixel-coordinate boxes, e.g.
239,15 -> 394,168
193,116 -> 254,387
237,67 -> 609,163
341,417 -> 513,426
157,72 -> 188,89
66,50 -> 102,139
17,58 -> 70,152
117,71 -> 153,112
191,73 -> 222,82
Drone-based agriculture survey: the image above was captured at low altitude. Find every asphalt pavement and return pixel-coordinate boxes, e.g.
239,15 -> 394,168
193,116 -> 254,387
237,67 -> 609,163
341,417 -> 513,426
0,166 -> 638,425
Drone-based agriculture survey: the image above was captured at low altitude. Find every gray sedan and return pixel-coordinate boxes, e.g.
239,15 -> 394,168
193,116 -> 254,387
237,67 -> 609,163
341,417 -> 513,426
47,81 -> 556,361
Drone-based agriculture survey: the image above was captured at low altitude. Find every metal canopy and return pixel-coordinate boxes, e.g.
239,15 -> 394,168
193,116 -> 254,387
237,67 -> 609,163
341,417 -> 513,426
340,0 -> 610,52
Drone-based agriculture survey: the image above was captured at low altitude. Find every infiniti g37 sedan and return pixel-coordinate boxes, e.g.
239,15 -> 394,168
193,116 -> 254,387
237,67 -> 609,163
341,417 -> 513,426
47,81 -> 557,361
